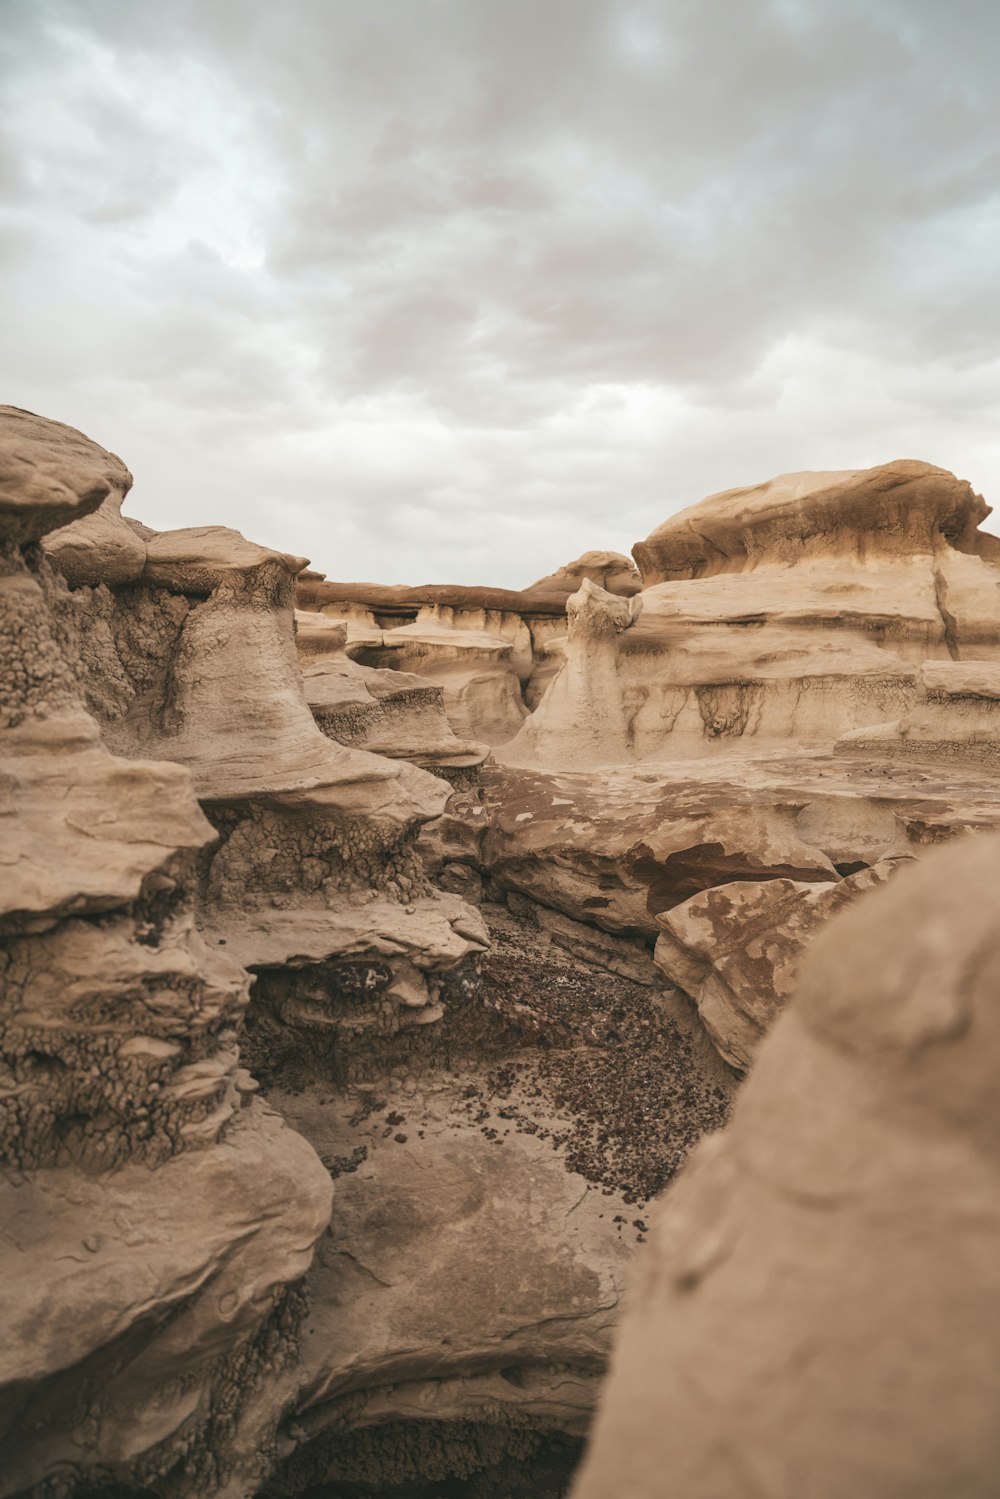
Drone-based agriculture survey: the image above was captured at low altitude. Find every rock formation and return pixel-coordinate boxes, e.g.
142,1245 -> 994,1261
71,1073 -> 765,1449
506,461 -> 1000,768
294,549 -> 641,745
0,408 -> 332,1496
2,408 -> 736,1498
5,411 -> 999,1498
294,610 -> 488,770
572,834 -> 1000,1499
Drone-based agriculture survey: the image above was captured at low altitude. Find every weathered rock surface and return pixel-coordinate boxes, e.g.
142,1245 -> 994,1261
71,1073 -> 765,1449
476,750 -> 1000,1070
1,1103 -> 331,1497
7,409 -> 1000,1499
8,407 -> 719,1498
0,408 -> 333,1496
474,458 -> 1000,1078
294,557 -> 621,746
527,550 -> 641,604
243,898 -> 734,1495
652,860 -> 905,1069
573,834 -> 1000,1499
478,755 -> 999,931
836,659 -> 1000,768
295,608 -> 489,769
505,460 -> 1000,769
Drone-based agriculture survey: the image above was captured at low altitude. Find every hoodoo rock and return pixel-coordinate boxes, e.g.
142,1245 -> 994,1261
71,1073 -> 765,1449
0,407 -> 333,1495
504,460 -> 1000,768
3,408 -> 739,1498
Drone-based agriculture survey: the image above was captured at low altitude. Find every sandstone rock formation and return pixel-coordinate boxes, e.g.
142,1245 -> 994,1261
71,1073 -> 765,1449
572,835 -> 1000,1499
526,549 -> 641,605
506,460 -> 1000,768
475,461 -> 1000,1070
2,407 -> 739,1499
5,409 -> 999,1498
0,407 -> 332,1496
294,551 -> 643,746
294,610 -> 488,770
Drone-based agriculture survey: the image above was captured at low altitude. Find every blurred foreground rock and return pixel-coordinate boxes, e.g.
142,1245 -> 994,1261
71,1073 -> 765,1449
573,835 -> 1000,1499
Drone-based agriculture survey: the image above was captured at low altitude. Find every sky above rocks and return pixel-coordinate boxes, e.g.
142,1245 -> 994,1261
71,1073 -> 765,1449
3,0 -> 999,585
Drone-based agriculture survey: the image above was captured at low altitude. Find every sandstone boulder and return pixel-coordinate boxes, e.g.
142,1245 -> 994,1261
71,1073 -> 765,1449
528,549 -> 641,603
573,834 -> 1000,1499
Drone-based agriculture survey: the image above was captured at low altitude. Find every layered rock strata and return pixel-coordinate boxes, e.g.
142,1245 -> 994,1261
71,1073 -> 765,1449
3,409 -> 728,1498
295,609 -> 489,770
506,461 -> 1000,768
483,461 -> 1000,1070
7,409 -> 1000,1498
0,408 -> 332,1497
295,551 -> 641,745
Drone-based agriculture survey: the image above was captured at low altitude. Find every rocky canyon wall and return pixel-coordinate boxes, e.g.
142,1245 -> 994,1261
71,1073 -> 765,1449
4,406 -> 1000,1497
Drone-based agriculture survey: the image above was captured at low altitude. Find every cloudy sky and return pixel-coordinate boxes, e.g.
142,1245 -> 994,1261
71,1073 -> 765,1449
3,1 -> 999,586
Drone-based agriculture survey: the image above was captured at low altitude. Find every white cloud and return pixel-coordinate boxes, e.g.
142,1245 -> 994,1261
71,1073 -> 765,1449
2,0 -> 999,586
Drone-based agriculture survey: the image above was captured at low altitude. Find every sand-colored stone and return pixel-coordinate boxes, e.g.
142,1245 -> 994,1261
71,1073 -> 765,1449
504,460 -> 1000,769
0,408 -> 334,1495
653,860 -> 905,1069
295,609 -> 488,769
8,408 -> 1000,1497
573,835 -> 1000,1499
528,549 -> 641,603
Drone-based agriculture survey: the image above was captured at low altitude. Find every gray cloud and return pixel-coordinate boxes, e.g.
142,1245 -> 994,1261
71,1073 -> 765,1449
2,0 -> 1000,585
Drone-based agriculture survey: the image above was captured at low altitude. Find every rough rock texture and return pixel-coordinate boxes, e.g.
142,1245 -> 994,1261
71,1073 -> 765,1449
294,560 -> 623,746
505,460 -> 1000,769
295,608 -> 489,769
8,414 -> 1000,1498
652,860 -> 905,1069
572,835 -> 1000,1499
836,658 -> 1000,768
6,407 -> 736,1499
527,550 -> 641,604
0,409 -> 333,1497
241,898 -> 733,1496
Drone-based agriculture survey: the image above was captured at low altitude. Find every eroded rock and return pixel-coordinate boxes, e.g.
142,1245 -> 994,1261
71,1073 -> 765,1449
573,835 -> 1000,1499
0,408 -> 333,1496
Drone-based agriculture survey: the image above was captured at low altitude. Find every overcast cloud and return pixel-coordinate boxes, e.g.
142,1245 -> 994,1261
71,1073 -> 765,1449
2,0 -> 999,585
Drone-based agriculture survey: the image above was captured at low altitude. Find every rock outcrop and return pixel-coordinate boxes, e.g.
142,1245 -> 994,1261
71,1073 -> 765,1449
526,550 -> 641,604
477,460 -> 1000,1070
6,411 -> 1000,1498
294,610 -> 488,770
572,834 -> 1000,1499
2,407 -> 739,1498
294,551 -> 643,747
0,407 -> 332,1496
505,460 -> 1000,768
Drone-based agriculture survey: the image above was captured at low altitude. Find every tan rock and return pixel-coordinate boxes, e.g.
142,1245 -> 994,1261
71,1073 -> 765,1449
836,660 -> 1000,769
0,410 -> 332,1494
632,460 -> 990,582
0,1101 -> 331,1495
479,755 -> 1000,1062
572,834 -> 1000,1499
653,861 -> 906,1069
0,404 -> 128,547
507,460 -> 1000,769
295,609 -> 488,769
528,549 -> 642,603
